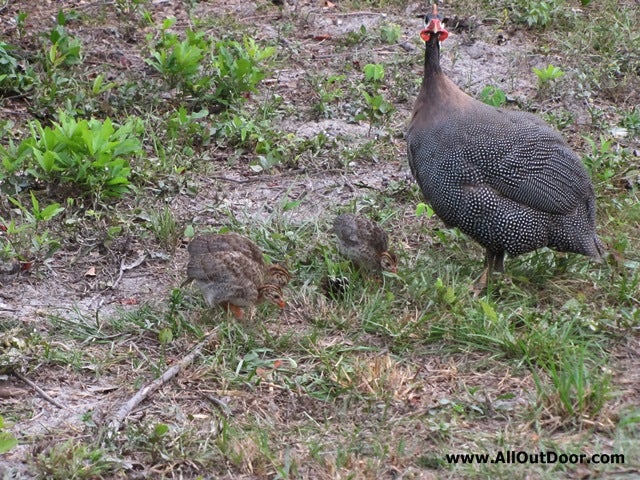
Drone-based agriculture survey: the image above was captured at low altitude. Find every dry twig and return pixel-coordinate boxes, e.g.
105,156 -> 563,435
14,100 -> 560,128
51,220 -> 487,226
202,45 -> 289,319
12,369 -> 66,410
105,329 -> 218,437
111,251 -> 147,290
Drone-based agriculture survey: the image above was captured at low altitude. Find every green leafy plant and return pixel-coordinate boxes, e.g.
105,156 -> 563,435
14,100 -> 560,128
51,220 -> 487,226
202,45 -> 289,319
544,108 -> 575,130
32,439 -> 115,479
213,112 -> 293,171
415,202 -> 434,218
379,23 -> 402,44
582,135 -> 618,182
48,25 -> 83,67
342,24 -> 370,46
1,112 -> 142,200
513,0 -> 562,28
2,193 -> 63,262
211,36 -> 276,106
479,85 -> 506,107
166,106 -> 210,146
621,107 -> 640,134
533,64 -> 565,88
357,64 -> 395,131
146,20 -> 209,92
9,191 -> 65,225
0,42 -> 35,94
0,416 -> 18,454
310,74 -> 345,119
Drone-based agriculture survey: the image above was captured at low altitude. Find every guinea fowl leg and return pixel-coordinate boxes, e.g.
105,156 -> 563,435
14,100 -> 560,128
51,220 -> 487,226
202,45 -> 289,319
217,301 -> 244,319
228,304 -> 244,319
473,248 -> 505,294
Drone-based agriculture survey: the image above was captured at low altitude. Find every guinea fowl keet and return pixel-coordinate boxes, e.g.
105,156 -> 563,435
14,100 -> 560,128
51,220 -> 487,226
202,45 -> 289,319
185,250 -> 285,319
185,233 -> 291,289
407,5 -> 603,289
333,213 -> 398,275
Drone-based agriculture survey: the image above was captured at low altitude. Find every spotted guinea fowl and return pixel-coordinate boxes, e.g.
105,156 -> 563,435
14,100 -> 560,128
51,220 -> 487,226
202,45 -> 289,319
185,250 -> 285,319
406,5 -> 603,288
185,233 -> 291,288
333,213 -> 398,274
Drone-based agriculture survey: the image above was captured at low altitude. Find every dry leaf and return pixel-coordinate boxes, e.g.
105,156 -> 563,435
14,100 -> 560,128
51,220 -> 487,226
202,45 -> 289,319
119,297 -> 139,305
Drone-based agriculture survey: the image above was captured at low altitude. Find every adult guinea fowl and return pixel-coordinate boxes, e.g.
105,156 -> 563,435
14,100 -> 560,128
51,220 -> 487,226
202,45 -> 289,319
407,5 -> 603,289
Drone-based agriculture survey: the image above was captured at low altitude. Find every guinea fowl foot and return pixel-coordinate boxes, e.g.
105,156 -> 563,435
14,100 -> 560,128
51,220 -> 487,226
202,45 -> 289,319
228,304 -> 244,319
472,249 -> 506,296
218,301 -> 244,319
472,267 -> 489,297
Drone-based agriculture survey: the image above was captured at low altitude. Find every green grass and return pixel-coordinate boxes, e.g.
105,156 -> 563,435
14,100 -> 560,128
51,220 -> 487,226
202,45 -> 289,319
0,0 -> 639,478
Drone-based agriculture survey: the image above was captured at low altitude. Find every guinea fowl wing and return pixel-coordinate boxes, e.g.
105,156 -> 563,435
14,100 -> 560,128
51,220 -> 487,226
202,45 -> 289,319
479,110 -> 594,215
415,109 -> 593,216
188,233 -> 265,265
187,252 -> 263,306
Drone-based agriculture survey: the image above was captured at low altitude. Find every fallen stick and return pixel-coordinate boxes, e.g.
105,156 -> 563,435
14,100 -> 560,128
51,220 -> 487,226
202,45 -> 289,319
12,369 -> 66,410
105,328 -> 218,437
111,251 -> 147,290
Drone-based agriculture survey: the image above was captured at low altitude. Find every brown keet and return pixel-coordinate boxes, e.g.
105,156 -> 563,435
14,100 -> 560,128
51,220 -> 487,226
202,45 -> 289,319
333,213 -> 398,275
185,250 -> 285,319
407,5 -> 603,290
185,233 -> 291,288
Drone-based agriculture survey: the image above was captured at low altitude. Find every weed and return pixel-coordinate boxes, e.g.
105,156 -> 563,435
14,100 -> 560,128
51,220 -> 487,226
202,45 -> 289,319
0,111 -> 142,201
0,416 -> 18,454
511,0 -> 563,28
2,192 -> 63,262
309,74 -> 345,119
341,24 -> 371,46
478,85 -> 506,107
379,22 -> 402,44
582,135 -> 618,184
148,205 -> 180,251
213,112 -> 294,171
212,36 -> 276,106
533,64 -> 565,89
357,64 -> 395,132
146,20 -> 208,93
534,347 -> 611,419
47,12 -> 83,67
0,42 -> 34,94
621,107 -> 640,135
31,439 -> 117,480
543,108 -> 575,130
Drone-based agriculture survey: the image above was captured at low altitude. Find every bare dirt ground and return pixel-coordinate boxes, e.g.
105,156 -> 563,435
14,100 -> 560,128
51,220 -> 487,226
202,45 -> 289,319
1,0 -> 639,478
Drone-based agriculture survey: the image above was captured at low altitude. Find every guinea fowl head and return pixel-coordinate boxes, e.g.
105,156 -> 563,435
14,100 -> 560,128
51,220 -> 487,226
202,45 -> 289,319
409,4 -> 469,127
380,251 -> 398,274
259,284 -> 286,309
419,5 -> 449,76
420,4 -> 449,43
